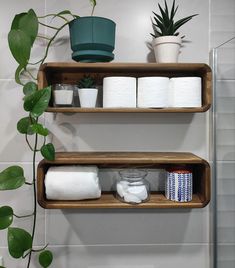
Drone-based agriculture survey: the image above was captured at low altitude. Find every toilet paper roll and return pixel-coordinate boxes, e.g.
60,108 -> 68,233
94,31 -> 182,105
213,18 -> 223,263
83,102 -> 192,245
103,76 -> 136,108
137,77 -> 169,107
169,77 -> 202,107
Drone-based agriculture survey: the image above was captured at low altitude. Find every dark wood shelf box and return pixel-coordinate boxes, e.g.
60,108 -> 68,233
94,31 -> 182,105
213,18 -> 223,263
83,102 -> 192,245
38,62 -> 212,113
37,152 -> 210,209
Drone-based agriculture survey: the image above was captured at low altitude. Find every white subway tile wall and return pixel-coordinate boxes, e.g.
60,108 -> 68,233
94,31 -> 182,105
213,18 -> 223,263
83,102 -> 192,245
0,0 -> 224,267
211,0 -> 235,266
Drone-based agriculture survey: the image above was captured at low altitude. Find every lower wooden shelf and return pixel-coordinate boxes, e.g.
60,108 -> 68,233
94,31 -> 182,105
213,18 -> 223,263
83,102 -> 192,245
37,152 -> 210,209
38,192 -> 206,209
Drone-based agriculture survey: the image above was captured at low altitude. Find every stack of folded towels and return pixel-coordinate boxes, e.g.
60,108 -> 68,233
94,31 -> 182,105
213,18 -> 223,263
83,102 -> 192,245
45,165 -> 101,200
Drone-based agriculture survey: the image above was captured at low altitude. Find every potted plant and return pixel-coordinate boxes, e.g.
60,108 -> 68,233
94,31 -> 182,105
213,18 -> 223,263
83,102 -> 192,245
69,2 -> 116,62
77,75 -> 98,107
151,0 -> 198,63
0,3 -> 96,267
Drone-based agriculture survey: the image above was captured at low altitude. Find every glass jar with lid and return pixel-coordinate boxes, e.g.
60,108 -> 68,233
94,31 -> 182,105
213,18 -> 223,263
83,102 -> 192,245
115,169 -> 150,204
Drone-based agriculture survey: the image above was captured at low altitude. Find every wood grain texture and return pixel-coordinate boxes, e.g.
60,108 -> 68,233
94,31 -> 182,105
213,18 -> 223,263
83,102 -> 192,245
38,62 -> 212,113
37,152 -> 210,209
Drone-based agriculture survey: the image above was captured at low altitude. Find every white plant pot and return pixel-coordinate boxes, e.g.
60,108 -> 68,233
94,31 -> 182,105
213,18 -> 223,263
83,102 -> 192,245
152,36 -> 182,63
78,88 -> 98,108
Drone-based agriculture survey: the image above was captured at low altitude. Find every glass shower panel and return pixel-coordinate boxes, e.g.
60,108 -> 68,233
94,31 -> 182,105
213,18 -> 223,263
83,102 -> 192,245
213,37 -> 235,268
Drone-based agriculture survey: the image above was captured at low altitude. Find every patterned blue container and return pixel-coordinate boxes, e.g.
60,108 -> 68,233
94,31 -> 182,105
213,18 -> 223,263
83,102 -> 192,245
165,168 -> 192,202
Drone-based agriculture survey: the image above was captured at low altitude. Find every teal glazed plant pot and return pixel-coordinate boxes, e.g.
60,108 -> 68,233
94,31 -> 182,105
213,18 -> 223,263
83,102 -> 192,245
69,16 -> 116,62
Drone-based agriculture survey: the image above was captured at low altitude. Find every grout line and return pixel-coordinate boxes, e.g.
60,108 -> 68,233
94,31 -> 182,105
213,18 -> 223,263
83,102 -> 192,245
45,243 -> 211,248
45,209 -> 47,246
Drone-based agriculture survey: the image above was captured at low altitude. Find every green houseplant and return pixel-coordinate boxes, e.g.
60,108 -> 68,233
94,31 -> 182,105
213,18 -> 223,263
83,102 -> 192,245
77,75 -> 98,107
151,0 -> 198,63
0,1 -> 96,268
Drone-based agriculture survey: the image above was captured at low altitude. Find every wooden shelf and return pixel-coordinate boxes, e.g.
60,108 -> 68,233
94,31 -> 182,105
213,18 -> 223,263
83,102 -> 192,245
37,152 -> 210,209
38,62 -> 212,113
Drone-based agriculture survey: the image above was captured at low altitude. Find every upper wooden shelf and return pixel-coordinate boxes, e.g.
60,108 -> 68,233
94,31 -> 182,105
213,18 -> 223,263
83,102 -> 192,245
37,152 -> 210,209
38,62 -> 212,113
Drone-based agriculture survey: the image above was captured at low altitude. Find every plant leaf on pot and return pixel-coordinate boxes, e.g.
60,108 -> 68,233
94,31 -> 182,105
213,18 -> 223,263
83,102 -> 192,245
151,0 -> 198,38
150,0 -> 198,63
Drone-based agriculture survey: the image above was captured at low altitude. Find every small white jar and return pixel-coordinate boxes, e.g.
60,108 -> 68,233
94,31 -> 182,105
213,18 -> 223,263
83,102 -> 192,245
53,84 -> 74,106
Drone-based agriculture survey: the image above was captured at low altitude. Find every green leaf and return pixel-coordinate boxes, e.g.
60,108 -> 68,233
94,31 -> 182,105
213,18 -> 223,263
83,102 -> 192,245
24,86 -> 51,117
0,206 -> 13,230
174,14 -> 198,32
11,12 -> 27,30
17,9 -> 38,46
39,250 -> 53,268
11,10 -> 38,47
41,143 -> 55,161
17,117 -> 35,135
90,0 -> 97,8
15,65 -> 24,85
51,10 -> 77,20
55,10 -> 73,16
23,81 -> 38,96
8,29 -> 31,67
0,166 -> 25,190
8,227 -> 32,258
30,123 -> 49,136
164,0 -> 169,21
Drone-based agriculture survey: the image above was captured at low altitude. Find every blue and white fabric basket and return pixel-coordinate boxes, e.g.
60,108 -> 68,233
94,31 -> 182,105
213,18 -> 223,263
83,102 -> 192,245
165,168 -> 193,202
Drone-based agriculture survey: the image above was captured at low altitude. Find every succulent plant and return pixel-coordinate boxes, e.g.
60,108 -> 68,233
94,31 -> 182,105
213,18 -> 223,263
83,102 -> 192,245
78,75 -> 96,88
151,0 -> 198,38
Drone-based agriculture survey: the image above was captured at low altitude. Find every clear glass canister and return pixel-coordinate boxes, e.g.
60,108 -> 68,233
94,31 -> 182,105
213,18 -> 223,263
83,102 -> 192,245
115,169 -> 150,204
53,84 -> 74,106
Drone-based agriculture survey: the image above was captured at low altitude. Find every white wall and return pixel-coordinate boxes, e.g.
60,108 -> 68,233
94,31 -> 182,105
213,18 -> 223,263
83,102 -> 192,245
0,1 -> 211,267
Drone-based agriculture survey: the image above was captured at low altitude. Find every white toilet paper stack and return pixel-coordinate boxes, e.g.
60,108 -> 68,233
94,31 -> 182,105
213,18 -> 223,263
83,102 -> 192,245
169,77 -> 202,107
137,77 -> 169,107
103,77 -> 136,108
116,181 -> 148,204
45,165 -> 101,200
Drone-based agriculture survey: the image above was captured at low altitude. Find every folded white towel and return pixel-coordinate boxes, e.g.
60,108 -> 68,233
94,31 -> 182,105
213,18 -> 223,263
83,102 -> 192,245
45,165 -> 101,200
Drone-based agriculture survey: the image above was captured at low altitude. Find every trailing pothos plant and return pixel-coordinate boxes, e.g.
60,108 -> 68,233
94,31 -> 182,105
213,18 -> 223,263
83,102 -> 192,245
0,1 -> 96,268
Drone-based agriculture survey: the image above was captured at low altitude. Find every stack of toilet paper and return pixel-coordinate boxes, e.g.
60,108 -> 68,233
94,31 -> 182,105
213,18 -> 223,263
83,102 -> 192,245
116,180 -> 149,204
45,165 -> 101,200
137,77 -> 169,108
169,77 -> 202,107
102,76 -> 202,108
103,77 -> 136,108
